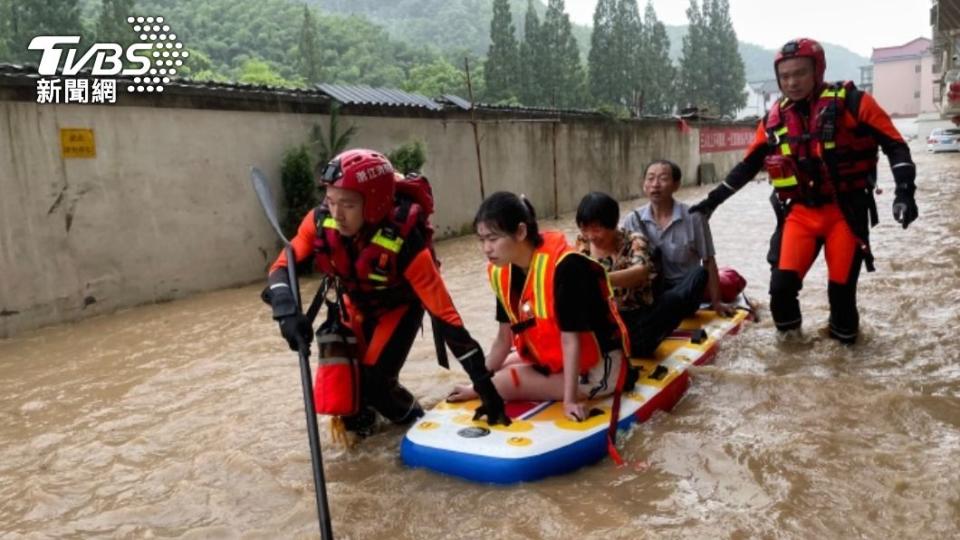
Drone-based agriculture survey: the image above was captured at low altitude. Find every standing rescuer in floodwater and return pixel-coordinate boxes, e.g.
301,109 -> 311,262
690,38 -> 919,344
264,149 -> 508,438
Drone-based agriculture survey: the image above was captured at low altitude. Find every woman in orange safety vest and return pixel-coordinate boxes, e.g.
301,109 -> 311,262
447,192 -> 629,422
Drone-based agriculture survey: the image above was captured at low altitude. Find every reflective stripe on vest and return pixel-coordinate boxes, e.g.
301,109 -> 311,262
489,265 -> 516,322
529,252 -> 550,319
771,176 -> 798,188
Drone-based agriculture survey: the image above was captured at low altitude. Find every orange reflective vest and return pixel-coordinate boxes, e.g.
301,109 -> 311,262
487,231 -> 604,374
764,81 -> 878,203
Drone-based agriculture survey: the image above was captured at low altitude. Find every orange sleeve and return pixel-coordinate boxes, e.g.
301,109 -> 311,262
402,248 -> 465,327
268,209 -> 318,273
857,92 -> 905,143
743,120 -> 767,158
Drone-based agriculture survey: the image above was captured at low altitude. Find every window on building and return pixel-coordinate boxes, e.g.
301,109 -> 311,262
914,90 -> 921,98
915,64 -> 921,73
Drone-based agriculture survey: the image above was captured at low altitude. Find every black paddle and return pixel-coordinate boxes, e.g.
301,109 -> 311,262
250,167 -> 333,540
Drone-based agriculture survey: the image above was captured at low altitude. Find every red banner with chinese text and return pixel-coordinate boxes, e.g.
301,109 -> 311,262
699,126 -> 756,153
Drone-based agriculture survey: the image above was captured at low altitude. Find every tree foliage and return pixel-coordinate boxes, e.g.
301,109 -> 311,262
388,140 -> 427,175
484,0 -> 519,102
280,144 -> 316,239
402,56 -> 472,98
311,103 -> 358,167
588,0 -> 617,106
237,58 -> 298,87
676,0 -> 745,117
518,0 -> 544,105
0,0 -> 865,113
640,0 -> 675,115
298,4 -> 321,85
677,0 -> 709,112
705,0 -> 745,116
588,0 -> 644,112
2,0 -> 85,63
95,0 -> 136,48
537,0 -> 586,108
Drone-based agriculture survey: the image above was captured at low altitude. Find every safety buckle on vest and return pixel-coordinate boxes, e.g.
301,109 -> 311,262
380,226 -> 399,241
766,130 -> 781,147
818,103 -> 837,146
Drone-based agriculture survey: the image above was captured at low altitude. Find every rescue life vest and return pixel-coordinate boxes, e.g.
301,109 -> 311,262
311,174 -> 436,314
487,231 -> 605,375
764,81 -> 879,204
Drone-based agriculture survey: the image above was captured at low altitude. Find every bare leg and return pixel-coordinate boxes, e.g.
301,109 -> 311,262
490,363 -> 565,401
447,351 -> 529,403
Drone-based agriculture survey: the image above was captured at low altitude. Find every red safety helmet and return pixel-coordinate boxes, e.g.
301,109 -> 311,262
318,148 -> 396,224
774,38 -> 826,87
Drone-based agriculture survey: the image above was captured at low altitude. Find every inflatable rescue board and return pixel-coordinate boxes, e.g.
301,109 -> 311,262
401,297 -> 754,484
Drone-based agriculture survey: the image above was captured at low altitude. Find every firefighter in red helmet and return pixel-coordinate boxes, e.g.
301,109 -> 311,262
265,149 -> 508,437
691,38 -> 918,344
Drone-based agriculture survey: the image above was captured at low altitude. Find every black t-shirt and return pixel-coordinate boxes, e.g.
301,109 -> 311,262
494,254 -> 622,353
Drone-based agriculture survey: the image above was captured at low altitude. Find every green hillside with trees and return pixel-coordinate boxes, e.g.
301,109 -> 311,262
0,0 -> 868,115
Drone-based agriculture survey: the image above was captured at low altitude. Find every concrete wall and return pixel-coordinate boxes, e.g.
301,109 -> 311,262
0,99 -> 745,337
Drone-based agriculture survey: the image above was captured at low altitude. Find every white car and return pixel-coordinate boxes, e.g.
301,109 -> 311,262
926,128 -> 960,153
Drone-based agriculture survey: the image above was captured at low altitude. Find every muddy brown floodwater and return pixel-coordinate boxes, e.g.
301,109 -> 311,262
2,145 -> 958,539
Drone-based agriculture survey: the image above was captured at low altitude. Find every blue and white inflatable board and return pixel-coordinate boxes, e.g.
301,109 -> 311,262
401,300 -> 753,484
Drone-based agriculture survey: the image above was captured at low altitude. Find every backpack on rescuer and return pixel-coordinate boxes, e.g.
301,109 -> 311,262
394,173 -> 437,254
312,172 -> 441,418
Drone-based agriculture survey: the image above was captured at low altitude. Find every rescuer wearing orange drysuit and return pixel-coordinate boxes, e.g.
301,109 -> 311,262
690,38 -> 919,344
265,149 -> 508,436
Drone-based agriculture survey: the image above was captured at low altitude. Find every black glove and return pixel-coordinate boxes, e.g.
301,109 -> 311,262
892,194 -> 918,229
278,312 -> 312,353
891,162 -> 918,230
688,197 -> 716,218
459,347 -> 510,426
267,281 -> 311,353
471,375 -> 511,426
690,183 -> 737,219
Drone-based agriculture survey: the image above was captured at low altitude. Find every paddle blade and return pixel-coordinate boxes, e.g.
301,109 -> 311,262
250,166 -> 287,243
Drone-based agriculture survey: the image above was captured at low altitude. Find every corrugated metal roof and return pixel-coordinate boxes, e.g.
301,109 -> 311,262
316,83 -> 441,110
439,94 -> 473,110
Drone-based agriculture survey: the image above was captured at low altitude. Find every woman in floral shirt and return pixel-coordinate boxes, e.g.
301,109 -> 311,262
575,192 -> 696,358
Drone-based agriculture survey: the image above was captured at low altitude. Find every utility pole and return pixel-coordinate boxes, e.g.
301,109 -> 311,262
464,57 -> 486,200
